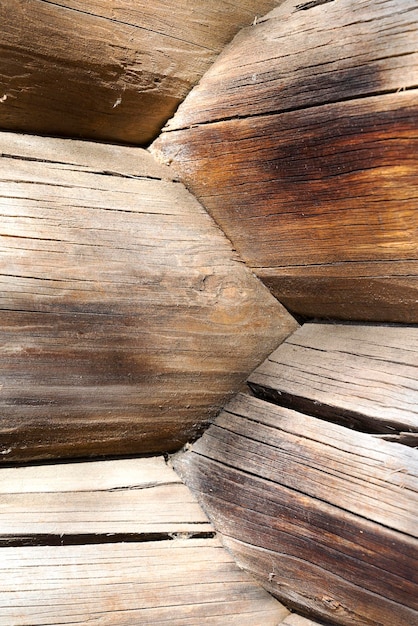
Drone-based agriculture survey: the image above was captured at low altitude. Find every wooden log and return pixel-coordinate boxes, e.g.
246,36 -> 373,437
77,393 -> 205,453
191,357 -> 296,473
281,616 -> 332,626
248,322 -> 418,434
0,456 -> 290,625
0,132 -> 297,462
0,540 -> 289,625
0,457 -> 212,541
0,0 -> 281,145
152,0 -> 418,323
174,393 -> 418,626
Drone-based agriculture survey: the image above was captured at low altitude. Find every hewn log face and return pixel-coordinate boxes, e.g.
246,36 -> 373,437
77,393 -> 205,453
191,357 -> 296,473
174,393 -> 418,626
152,0 -> 418,322
0,0 -> 282,145
248,322 -> 418,434
0,132 -> 297,462
0,457 -> 213,540
0,456 -> 289,625
0,541 -> 288,625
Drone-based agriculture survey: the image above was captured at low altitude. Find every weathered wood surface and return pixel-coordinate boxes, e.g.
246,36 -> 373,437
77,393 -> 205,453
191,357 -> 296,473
0,0 -> 282,145
0,456 -> 289,625
248,322 -> 418,434
174,392 -> 418,626
0,457 -> 213,541
0,540 -> 289,625
0,132 -> 297,462
281,616 -> 332,626
152,0 -> 418,323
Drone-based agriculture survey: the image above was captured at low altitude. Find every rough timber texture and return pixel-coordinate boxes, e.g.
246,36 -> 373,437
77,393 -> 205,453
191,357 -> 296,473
248,322 -> 418,434
0,457 -> 212,541
174,392 -> 418,626
0,0 -> 282,145
152,0 -> 418,322
0,132 -> 297,462
0,456 -> 290,625
281,617 -> 332,626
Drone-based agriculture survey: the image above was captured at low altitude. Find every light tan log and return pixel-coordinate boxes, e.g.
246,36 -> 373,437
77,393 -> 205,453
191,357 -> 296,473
0,540 -> 289,625
152,0 -> 418,322
174,392 -> 418,626
0,0 -> 282,145
0,455 -> 290,625
281,616 -> 330,626
0,457 -> 212,538
248,322 -> 418,434
0,132 -> 297,462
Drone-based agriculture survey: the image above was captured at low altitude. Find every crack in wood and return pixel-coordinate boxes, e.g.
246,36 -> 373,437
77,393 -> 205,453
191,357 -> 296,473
159,86 -> 418,134
36,0 -> 215,51
295,0 -> 336,11
0,531 -> 216,548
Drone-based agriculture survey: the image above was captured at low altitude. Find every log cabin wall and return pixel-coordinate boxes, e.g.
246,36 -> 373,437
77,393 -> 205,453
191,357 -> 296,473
0,0 -> 283,145
152,0 -> 418,323
0,132 -> 297,462
0,3 -> 417,625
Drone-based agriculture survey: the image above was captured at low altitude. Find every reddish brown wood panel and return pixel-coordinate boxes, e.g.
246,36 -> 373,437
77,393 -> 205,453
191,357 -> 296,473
152,0 -> 418,322
0,132 -> 297,462
0,0 -> 281,145
174,393 -> 418,626
248,322 -> 418,434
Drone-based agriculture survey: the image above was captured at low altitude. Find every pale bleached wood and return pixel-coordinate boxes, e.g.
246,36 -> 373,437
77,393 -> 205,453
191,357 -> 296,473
0,457 -> 177,493
0,485 -> 211,536
0,0 -> 282,144
248,323 -> 418,433
174,393 -> 418,626
0,539 -> 290,625
0,457 -> 212,537
0,132 -> 297,462
152,0 -> 418,323
281,614 -> 332,626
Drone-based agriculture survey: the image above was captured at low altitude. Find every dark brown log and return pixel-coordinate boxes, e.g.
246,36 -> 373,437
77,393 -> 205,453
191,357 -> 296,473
248,322 -> 418,434
152,0 -> 418,322
0,0 -> 281,145
174,393 -> 418,626
0,131 -> 297,462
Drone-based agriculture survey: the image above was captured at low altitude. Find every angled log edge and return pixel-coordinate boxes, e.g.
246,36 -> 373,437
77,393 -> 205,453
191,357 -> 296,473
174,389 -> 418,626
152,0 -> 418,323
0,132 -> 298,462
0,0 -> 282,145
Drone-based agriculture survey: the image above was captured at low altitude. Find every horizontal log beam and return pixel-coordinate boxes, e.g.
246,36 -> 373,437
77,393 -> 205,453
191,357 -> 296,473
152,0 -> 418,322
0,132 -> 297,462
0,0 -> 281,144
248,322 -> 418,434
174,392 -> 418,625
0,456 -> 289,624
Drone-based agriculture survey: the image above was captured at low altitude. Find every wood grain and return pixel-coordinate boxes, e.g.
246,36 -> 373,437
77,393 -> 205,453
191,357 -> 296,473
152,0 -> 418,322
174,393 -> 418,626
281,616 -> 332,626
0,0 -> 282,145
0,456 -> 290,624
0,457 -> 212,540
248,322 -> 418,433
0,132 -> 297,462
0,539 -> 289,625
